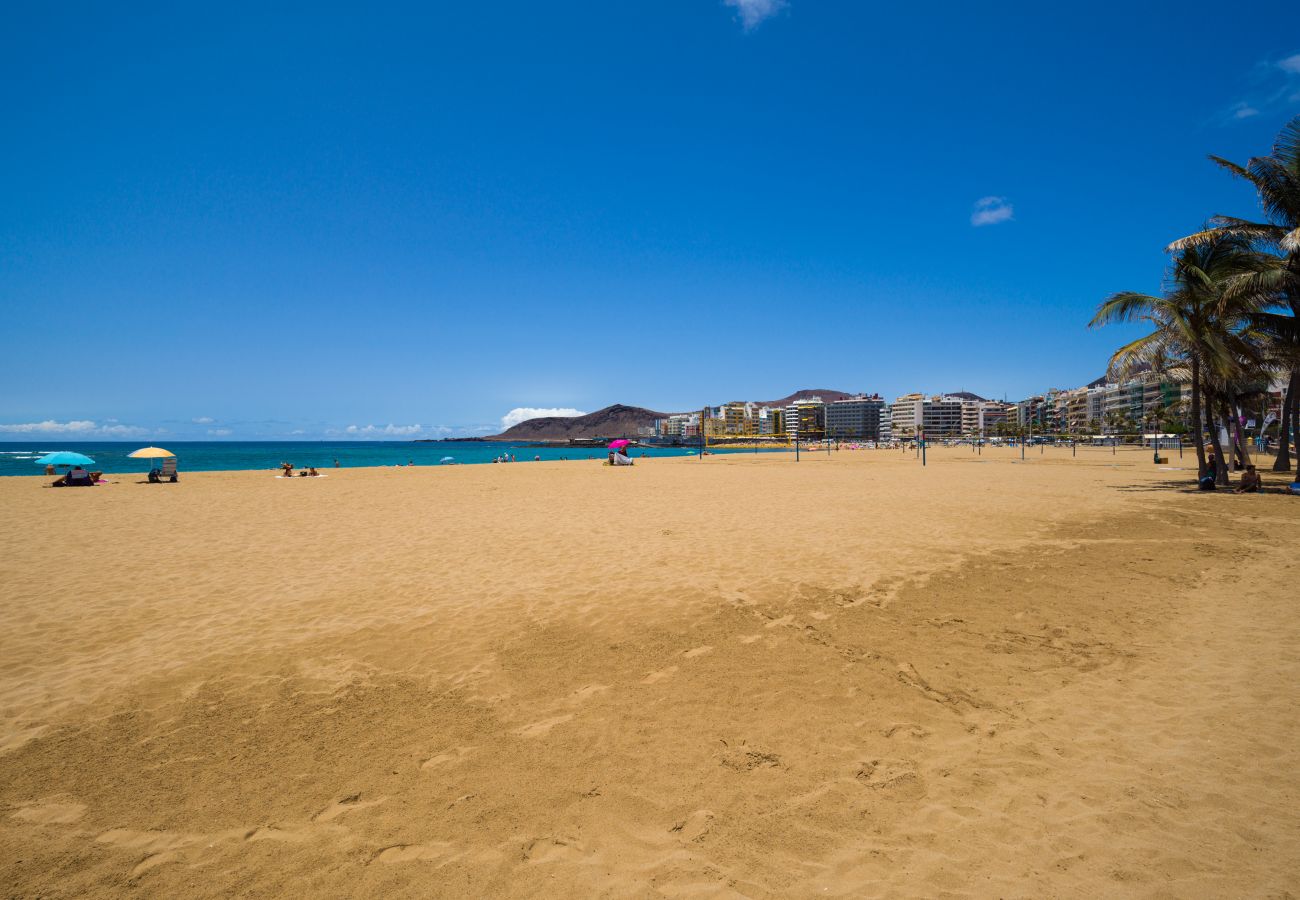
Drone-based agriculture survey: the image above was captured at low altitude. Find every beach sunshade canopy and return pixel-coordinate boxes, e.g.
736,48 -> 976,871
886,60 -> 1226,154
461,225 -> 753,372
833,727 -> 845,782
128,446 -> 176,459
35,451 -> 95,467
608,439 -> 631,449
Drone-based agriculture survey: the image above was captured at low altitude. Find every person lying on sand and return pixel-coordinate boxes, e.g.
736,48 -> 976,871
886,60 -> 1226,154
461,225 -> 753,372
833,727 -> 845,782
1234,465 -> 1261,494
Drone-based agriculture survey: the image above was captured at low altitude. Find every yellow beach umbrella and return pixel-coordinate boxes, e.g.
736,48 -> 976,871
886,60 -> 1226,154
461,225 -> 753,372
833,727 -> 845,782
128,446 -> 176,459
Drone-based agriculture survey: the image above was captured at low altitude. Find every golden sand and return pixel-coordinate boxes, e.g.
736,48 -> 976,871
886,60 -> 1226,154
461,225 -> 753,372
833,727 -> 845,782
1,446 -> 1298,897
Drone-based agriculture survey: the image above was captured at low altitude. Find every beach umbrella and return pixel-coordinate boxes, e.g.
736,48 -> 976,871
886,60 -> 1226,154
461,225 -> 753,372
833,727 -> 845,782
35,451 -> 95,468
127,446 -> 176,459
608,439 -> 630,449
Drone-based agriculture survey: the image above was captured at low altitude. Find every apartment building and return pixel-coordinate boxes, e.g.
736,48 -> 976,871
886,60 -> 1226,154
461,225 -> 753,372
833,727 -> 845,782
786,398 -> 826,441
825,395 -> 885,439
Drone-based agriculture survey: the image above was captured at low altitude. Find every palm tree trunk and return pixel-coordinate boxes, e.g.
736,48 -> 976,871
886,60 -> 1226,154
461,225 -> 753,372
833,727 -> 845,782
1191,359 -> 1207,479
1206,384 -> 1229,486
1277,370 -> 1298,472
1232,391 -> 1251,468
1221,397 -> 1240,472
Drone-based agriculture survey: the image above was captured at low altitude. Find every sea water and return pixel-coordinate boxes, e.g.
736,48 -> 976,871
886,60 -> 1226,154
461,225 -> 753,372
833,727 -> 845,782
0,440 -> 759,476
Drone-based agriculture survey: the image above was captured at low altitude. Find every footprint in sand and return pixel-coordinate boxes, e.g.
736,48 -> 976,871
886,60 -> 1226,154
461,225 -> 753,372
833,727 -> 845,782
669,809 -> 715,843
641,666 -> 678,684
10,801 -> 86,825
374,841 -> 458,864
682,646 -> 713,658
514,714 -> 573,738
737,634 -> 762,644
568,683 -> 610,704
421,745 -> 474,771
131,851 -> 184,877
764,614 -> 794,629
312,793 -> 385,823
882,723 -> 929,739
522,837 -> 586,863
96,829 -> 198,854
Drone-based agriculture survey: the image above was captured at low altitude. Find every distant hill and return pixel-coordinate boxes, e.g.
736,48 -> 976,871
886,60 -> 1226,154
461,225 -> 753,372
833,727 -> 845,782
943,391 -> 988,402
755,389 -> 855,407
489,404 -> 672,441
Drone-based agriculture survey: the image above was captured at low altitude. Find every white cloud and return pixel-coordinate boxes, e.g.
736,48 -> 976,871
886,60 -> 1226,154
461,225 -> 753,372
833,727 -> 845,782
0,419 -> 149,437
344,423 -> 425,436
723,0 -> 786,30
1218,52 -> 1300,125
290,429 -> 306,435
501,407 -> 587,429
192,416 -> 214,424
971,196 -> 1014,227
207,428 -> 233,436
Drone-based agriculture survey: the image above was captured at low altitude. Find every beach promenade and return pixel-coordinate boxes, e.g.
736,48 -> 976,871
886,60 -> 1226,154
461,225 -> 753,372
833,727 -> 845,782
2,448 -> 1297,897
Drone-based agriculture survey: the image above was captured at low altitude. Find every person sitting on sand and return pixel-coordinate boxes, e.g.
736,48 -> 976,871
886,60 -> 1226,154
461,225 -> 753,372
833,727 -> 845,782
53,467 -> 95,487
307,467 -> 319,476
281,462 -> 294,477
1198,452 -> 1218,491
611,447 -> 634,466
1234,465 -> 1261,494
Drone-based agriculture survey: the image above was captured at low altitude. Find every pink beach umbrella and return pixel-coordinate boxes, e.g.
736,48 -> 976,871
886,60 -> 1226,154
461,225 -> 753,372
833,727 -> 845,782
608,439 -> 631,450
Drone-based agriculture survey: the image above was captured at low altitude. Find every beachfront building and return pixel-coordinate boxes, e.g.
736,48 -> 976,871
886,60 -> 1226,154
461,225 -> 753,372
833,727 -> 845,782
922,396 -> 965,437
1096,375 -> 1191,434
879,405 -> 892,442
1061,386 -> 1107,433
759,407 -> 785,436
656,413 -> 699,441
786,398 -> 826,442
888,394 -> 924,438
888,394 -> 965,438
961,400 -> 1012,436
1011,396 -> 1045,430
719,402 -> 761,435
825,394 -> 885,440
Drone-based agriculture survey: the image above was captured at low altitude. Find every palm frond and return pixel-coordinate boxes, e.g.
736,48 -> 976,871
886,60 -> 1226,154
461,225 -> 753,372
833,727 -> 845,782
1089,291 -> 1168,328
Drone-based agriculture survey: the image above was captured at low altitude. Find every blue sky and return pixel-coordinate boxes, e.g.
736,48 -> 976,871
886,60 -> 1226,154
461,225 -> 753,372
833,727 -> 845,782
2,1 -> 1299,440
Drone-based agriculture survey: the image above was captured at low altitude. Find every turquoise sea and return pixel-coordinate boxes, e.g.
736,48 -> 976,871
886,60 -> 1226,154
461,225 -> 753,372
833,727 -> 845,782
0,440 -> 741,477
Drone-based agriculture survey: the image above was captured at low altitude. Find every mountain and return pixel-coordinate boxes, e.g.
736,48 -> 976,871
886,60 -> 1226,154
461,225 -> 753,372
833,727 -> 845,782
489,404 -> 672,441
754,389 -> 855,407
943,391 -> 988,402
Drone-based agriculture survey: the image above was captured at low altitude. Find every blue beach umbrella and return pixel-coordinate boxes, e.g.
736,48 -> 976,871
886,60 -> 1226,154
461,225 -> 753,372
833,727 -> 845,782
35,451 -> 95,468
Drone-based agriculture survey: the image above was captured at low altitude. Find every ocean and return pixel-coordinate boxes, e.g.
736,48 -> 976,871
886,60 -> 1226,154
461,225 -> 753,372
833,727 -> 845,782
0,440 -> 738,476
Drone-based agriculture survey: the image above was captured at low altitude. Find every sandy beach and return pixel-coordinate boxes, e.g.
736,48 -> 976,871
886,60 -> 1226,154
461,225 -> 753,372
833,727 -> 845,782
2,446 -> 1298,898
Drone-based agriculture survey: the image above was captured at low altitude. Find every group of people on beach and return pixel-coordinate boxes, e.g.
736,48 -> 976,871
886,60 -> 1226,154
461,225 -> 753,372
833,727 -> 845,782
280,462 -> 321,477
49,466 -> 102,486
1196,450 -> 1296,494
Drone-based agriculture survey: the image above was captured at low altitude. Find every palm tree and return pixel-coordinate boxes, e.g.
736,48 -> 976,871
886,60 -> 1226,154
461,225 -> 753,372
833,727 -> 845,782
1090,234 -> 1264,484
1168,115 -> 1300,471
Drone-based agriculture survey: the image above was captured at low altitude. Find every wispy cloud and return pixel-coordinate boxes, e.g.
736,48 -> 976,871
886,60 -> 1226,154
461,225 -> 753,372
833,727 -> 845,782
192,416 -> 214,424
501,407 -> 586,429
723,0 -> 786,31
1217,51 -> 1300,125
207,428 -> 233,436
0,419 -> 150,437
344,423 -> 427,437
971,196 -> 1014,227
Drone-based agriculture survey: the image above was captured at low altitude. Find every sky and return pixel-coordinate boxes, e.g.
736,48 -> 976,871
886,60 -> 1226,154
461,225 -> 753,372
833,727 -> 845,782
2,1 -> 1299,440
